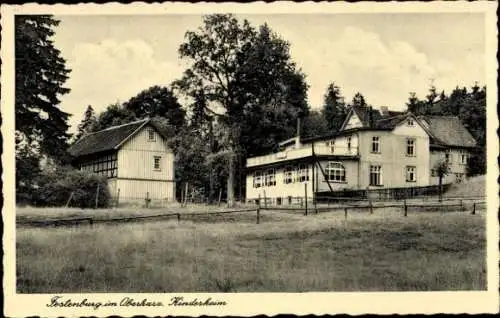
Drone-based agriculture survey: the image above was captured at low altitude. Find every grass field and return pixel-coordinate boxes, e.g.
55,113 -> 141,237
16,206 -> 486,293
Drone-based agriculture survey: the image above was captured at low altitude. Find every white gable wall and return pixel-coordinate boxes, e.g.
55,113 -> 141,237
115,125 -> 175,201
342,112 -> 363,130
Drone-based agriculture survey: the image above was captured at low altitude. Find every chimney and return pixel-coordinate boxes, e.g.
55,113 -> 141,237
380,106 -> 389,117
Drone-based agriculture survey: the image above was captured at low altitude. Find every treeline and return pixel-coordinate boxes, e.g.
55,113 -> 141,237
14,14 -> 487,207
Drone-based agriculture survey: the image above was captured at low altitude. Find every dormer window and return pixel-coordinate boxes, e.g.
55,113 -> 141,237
148,129 -> 156,142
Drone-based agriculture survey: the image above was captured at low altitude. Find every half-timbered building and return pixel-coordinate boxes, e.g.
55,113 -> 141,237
68,119 -> 175,202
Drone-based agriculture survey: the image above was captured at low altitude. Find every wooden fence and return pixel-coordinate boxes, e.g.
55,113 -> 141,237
17,198 -> 485,228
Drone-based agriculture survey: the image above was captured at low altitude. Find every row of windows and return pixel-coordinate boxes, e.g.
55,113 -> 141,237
369,165 -> 416,186
371,136 -> 416,156
254,164 -> 310,188
252,163 -> 417,188
80,153 -> 118,178
444,152 -> 468,164
324,137 -> 353,153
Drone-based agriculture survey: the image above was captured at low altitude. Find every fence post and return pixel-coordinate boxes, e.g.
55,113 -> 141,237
184,183 -> 189,207
258,193 -> 261,209
177,213 -> 181,223
256,207 -> 260,224
459,199 -> 463,209
344,207 -> 348,220
218,189 -> 222,207
65,191 -> 74,208
369,198 -> 373,214
116,188 -> 120,208
404,199 -> 408,217
145,191 -> 150,208
304,183 -> 308,216
95,183 -> 100,209
472,202 -> 476,215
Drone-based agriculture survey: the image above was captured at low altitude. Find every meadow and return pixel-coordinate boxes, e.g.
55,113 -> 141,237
16,206 -> 486,293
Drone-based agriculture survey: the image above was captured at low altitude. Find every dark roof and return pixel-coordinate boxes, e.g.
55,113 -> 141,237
301,126 -> 392,143
417,116 -> 477,148
375,114 -> 409,129
351,105 -> 383,127
68,119 -> 166,157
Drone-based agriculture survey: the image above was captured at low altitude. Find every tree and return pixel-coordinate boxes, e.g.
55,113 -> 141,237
75,105 -> 97,140
15,15 -> 72,160
90,103 -> 137,132
406,92 -> 421,113
351,92 -> 367,108
434,159 -> 450,202
174,14 -> 309,206
322,83 -> 347,132
302,110 -> 329,138
123,85 -> 186,133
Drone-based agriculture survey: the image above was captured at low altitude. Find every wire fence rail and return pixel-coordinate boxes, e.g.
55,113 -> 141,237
17,198 -> 486,228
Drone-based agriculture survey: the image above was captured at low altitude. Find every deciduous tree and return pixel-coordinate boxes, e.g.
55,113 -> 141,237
174,14 -> 309,206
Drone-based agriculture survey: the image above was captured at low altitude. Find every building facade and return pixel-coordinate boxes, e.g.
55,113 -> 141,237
245,106 -> 477,203
68,119 -> 175,202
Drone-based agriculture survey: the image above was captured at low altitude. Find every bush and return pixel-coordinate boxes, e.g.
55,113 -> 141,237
33,166 -> 111,208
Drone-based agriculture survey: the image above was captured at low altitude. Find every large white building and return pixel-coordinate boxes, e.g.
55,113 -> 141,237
245,106 -> 477,203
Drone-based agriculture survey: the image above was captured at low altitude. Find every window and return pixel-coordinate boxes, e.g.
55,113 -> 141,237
406,166 -> 416,182
461,153 -> 467,164
431,169 -> 437,177
445,153 -> 451,162
329,140 -> 335,153
297,164 -> 309,182
153,156 -> 161,170
253,171 -> 262,188
407,118 -> 414,126
406,138 -> 416,156
326,162 -> 346,182
371,136 -> 380,153
347,137 -> 352,152
264,169 -> 276,187
148,129 -> 156,141
284,166 -> 295,184
369,165 -> 382,186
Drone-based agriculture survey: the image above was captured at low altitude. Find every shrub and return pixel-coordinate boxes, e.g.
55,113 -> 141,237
33,166 -> 111,208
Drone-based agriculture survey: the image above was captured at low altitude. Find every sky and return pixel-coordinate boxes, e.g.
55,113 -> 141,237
52,13 -> 486,133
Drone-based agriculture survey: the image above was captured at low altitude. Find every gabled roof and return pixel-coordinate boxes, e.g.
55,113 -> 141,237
68,119 -> 168,157
417,115 -> 477,148
340,105 -> 383,130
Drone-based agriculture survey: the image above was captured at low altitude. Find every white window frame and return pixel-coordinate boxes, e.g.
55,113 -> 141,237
406,166 -> 416,182
284,166 -> 295,184
153,156 -> 161,170
253,171 -> 262,188
371,136 -> 380,153
326,162 -> 346,182
264,169 -> 276,187
369,165 -> 382,186
329,140 -> 335,154
406,138 -> 416,157
297,164 -> 309,182
347,137 -> 352,152
148,129 -> 156,142
461,153 -> 467,164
